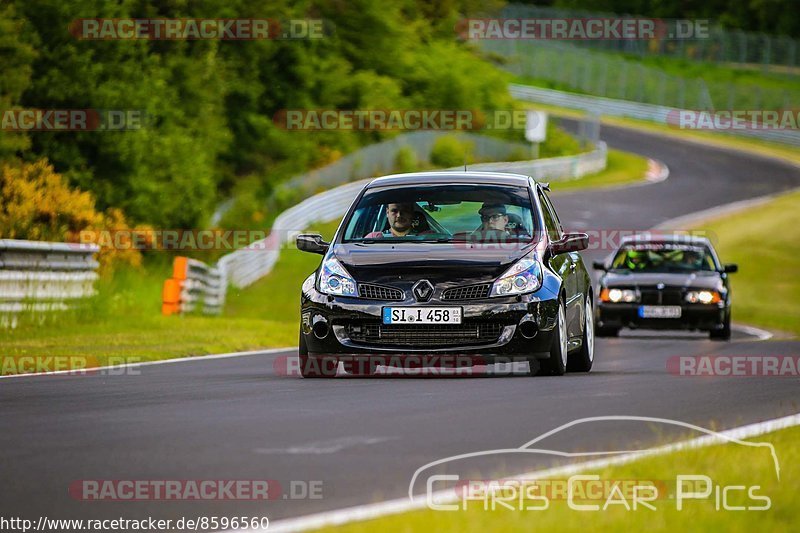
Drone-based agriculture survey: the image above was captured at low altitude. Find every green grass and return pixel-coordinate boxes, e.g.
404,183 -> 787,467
691,190 -> 800,335
316,425 -> 799,532
550,149 -> 649,192
630,54 -> 800,92
0,153 -> 655,374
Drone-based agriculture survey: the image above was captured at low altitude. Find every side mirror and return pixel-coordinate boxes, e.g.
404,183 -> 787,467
296,233 -> 329,255
592,260 -> 607,271
722,263 -> 738,273
550,232 -> 589,255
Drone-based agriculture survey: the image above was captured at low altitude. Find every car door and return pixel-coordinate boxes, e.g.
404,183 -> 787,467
538,188 -> 581,340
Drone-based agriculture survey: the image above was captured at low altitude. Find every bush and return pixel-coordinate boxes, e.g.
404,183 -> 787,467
539,123 -> 584,158
394,146 -> 418,173
430,136 -> 475,168
0,159 -> 142,274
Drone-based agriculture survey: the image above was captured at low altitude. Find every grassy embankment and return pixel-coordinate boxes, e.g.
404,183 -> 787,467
313,425 -> 799,532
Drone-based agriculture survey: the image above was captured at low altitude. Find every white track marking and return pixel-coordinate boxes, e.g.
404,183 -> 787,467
645,158 -> 669,183
254,436 -> 397,455
0,347 -> 293,380
731,324 -> 773,341
248,412 -> 800,533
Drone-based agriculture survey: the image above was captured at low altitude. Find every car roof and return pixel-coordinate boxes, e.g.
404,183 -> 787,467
619,233 -> 713,247
366,171 -> 534,188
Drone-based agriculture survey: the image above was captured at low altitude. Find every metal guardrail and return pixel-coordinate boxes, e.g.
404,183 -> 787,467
162,256 -> 225,315
510,84 -> 800,147
211,131 -> 529,226
217,142 -> 608,289
0,239 -> 100,325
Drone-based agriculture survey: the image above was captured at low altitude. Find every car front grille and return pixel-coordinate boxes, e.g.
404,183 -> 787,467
441,283 -> 491,301
345,322 -> 504,347
639,288 -> 683,305
358,283 -> 404,301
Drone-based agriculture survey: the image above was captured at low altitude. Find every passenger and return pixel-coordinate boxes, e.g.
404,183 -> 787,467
624,250 -> 649,270
476,203 -> 510,234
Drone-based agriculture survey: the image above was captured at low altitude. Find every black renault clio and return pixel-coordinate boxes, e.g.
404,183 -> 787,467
295,172 -> 593,377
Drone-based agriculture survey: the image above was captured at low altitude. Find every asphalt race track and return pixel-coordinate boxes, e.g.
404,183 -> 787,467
2,123 -> 799,526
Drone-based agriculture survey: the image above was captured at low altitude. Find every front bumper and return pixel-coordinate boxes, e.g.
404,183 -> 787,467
300,285 -> 560,361
596,302 -> 729,331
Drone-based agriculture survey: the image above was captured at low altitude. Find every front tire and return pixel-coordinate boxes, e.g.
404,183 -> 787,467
539,298 -> 568,376
568,296 -> 594,372
298,332 -> 337,378
709,312 -> 732,341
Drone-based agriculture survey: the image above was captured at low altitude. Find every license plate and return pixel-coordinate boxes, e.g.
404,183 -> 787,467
638,305 -> 682,319
382,307 -> 462,324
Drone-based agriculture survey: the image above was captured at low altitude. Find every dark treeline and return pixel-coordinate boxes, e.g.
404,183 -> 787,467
0,0 -> 510,229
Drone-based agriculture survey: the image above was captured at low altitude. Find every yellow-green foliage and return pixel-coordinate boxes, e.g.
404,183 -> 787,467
0,159 -> 142,274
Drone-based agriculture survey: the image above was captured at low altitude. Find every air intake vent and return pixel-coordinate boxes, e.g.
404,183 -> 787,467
358,283 -> 404,301
441,283 -> 491,301
347,322 -> 504,347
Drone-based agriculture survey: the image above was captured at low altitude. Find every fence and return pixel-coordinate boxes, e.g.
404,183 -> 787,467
162,256 -> 225,315
0,240 -> 99,327
510,84 -> 800,146
217,141 -> 607,289
482,39 -> 798,112
499,4 -> 800,69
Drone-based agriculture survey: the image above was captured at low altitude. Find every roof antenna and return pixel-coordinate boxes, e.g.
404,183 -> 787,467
463,148 -> 467,172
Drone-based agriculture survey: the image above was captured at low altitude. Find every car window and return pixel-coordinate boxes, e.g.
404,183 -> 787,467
537,189 -> 563,240
611,243 -> 716,272
341,183 -> 538,243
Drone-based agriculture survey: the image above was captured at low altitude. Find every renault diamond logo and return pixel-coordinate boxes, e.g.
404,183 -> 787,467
413,280 -> 434,302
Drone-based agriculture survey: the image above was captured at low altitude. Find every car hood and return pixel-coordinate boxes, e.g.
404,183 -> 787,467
601,271 -> 723,290
332,242 -> 534,285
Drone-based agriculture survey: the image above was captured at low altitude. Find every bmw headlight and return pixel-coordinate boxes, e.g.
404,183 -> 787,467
318,256 -> 357,297
685,290 -> 720,304
490,255 -> 542,296
601,288 -> 638,303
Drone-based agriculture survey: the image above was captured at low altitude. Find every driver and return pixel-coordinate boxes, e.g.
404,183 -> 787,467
365,202 -> 425,238
681,249 -> 705,269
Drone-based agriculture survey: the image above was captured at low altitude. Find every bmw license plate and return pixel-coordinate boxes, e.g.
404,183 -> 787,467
638,305 -> 682,319
382,307 -> 462,324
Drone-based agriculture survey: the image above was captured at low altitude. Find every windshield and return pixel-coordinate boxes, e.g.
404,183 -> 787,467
341,183 -> 537,243
611,243 -> 716,272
